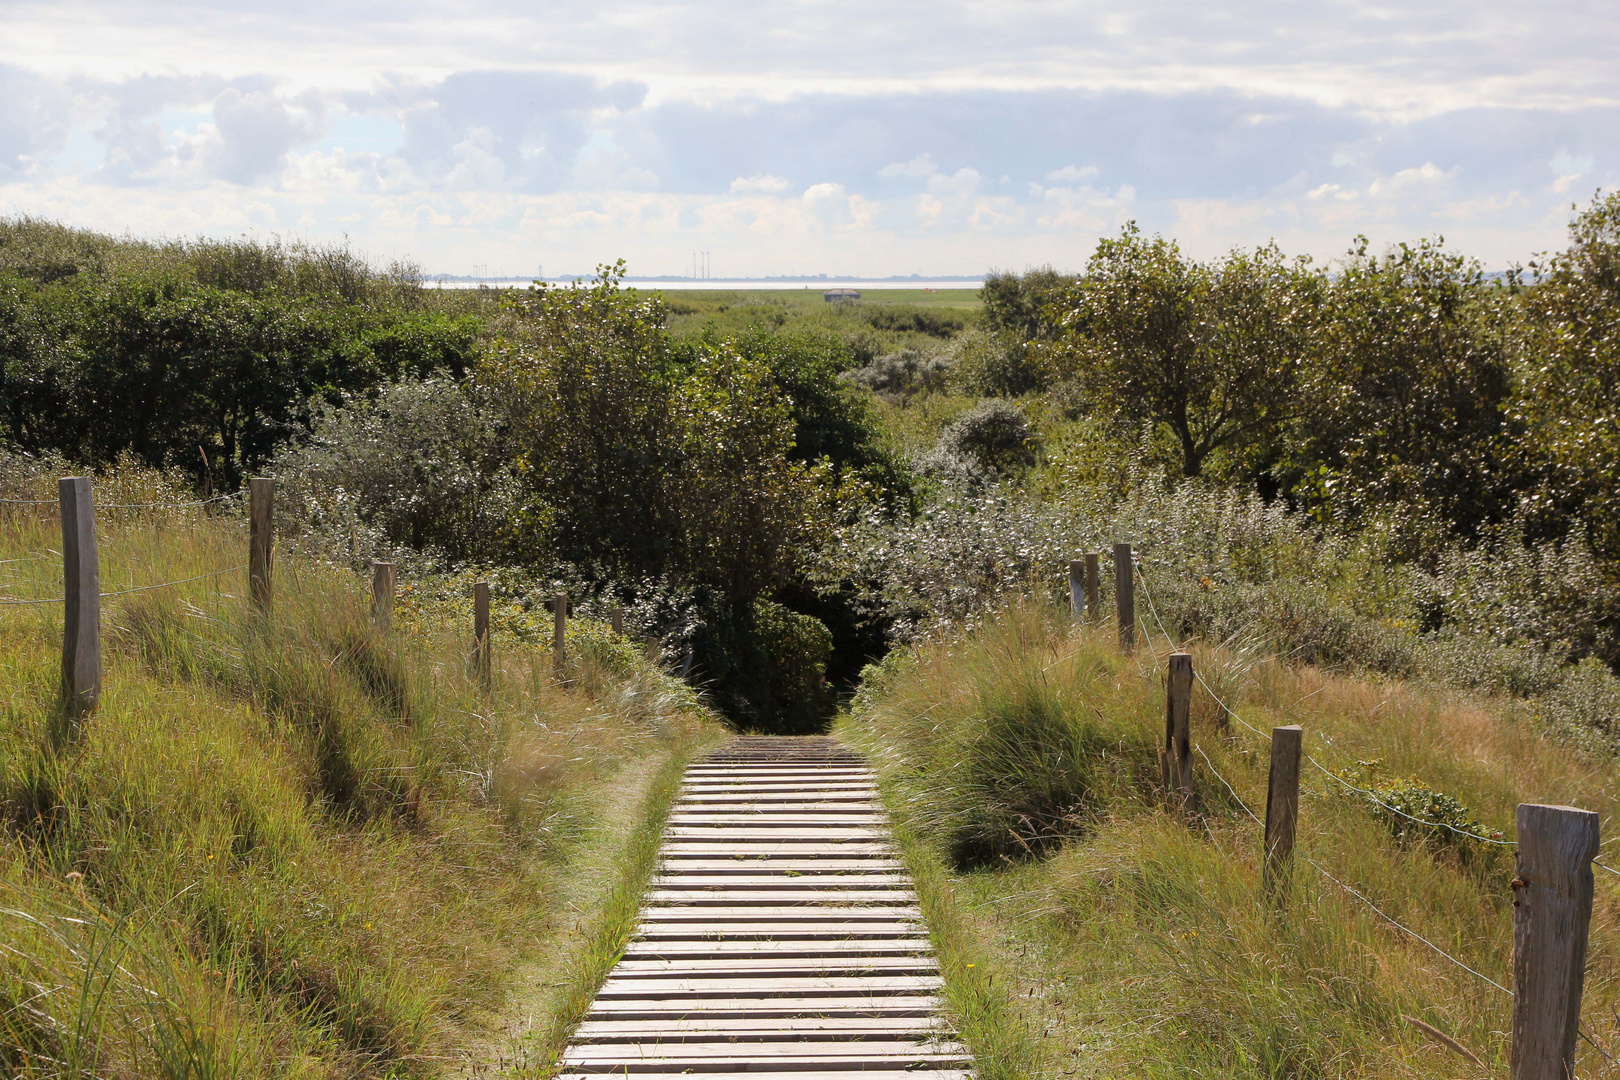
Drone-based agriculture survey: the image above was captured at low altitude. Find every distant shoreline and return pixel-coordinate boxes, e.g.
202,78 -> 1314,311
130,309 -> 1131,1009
427,277 -> 986,291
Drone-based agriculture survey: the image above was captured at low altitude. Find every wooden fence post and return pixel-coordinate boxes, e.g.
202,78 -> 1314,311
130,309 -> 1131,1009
1164,653 -> 1194,812
249,478 -> 274,612
1085,553 -> 1100,624
1511,803 -> 1600,1080
473,582 -> 490,680
611,605 -> 625,636
553,591 -> 568,678
372,562 -> 396,630
59,477 -> 101,717
1113,542 -> 1135,651
1263,726 -> 1303,903
1068,559 -> 1086,620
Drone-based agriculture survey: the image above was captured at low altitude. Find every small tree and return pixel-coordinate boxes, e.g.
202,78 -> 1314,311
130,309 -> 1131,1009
1294,237 -> 1514,551
1514,191 -> 1620,562
1044,226 -> 1315,479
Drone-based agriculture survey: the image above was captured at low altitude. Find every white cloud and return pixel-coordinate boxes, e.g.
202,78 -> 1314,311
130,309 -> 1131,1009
0,4 -> 1615,273
879,154 -> 937,180
730,173 -> 790,193
1046,164 -> 1098,182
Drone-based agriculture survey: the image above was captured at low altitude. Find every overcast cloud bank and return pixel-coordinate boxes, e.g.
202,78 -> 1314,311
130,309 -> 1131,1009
2,0 -> 1615,275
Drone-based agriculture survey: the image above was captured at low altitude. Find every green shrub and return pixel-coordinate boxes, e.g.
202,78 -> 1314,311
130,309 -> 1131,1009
948,327 -> 1044,397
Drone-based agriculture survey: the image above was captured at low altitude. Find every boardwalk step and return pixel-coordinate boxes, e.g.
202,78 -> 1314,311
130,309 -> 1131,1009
562,736 -> 972,1078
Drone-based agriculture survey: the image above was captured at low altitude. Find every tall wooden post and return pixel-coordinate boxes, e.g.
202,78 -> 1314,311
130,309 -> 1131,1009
249,478 -> 274,612
1113,542 -> 1135,651
473,582 -> 491,680
1084,553 -> 1100,624
553,591 -> 568,678
1068,559 -> 1086,620
611,605 -> 625,636
372,562 -> 396,630
59,478 -> 101,717
1263,726 -> 1303,903
1164,653 -> 1194,811
1511,803 -> 1600,1080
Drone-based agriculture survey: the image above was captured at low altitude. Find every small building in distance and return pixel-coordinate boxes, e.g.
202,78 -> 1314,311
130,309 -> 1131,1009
824,288 -> 861,302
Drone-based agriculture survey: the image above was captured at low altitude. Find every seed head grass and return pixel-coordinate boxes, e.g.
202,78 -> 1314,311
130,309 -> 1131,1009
1,472 -> 718,1077
842,599 -> 1620,1078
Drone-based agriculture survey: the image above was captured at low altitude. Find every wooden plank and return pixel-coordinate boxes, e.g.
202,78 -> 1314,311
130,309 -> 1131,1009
584,995 -> 943,1019
660,844 -> 897,857
645,890 -> 919,905
666,815 -> 888,825
574,1016 -> 947,1039
634,924 -> 927,940
651,876 -> 912,889
561,1041 -> 967,1061
564,1074 -> 967,1080
637,906 -> 923,921
611,956 -> 939,976
624,940 -> 931,958
661,834 -> 891,842
593,975 -> 944,998
657,867 -> 913,874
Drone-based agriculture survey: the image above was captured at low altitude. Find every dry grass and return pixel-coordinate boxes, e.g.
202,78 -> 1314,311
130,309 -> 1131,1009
0,471 -> 720,1078
842,599 -> 1620,1078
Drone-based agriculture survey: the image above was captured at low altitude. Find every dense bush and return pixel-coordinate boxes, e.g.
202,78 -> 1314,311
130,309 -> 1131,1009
0,265 -> 482,488
936,400 -> 1037,473
271,378 -> 527,566
842,348 -> 953,404
947,326 -> 1044,397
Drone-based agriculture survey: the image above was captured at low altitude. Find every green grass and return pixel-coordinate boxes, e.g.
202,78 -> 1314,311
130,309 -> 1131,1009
0,464 -> 720,1077
840,600 -> 1620,1079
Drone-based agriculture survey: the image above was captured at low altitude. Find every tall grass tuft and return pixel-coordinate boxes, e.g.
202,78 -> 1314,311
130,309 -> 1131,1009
844,599 -> 1620,1078
1,458 -> 718,1075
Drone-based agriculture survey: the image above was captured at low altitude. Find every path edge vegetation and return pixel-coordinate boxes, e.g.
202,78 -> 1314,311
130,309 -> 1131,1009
522,730 -> 725,1077
837,718 -> 1046,1080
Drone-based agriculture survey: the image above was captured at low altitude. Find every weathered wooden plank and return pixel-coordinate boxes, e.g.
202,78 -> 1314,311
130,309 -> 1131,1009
611,956 -> 939,976
637,906 -> 923,921
561,1040 -> 967,1061
634,925 -> 927,941
657,867 -> 913,874
645,891 -> 919,906
563,1075 -> 967,1080
583,995 -> 943,1018
652,875 -> 912,888
623,940 -> 931,958
573,1016 -> 948,1039
661,836 -> 891,845
660,844 -> 898,857
593,975 -> 945,997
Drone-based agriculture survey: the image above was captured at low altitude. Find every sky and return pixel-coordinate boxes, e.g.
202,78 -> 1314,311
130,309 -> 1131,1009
1,0 -> 1616,278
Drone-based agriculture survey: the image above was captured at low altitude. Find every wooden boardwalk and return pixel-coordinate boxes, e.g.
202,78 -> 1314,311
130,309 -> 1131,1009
559,736 -> 972,1078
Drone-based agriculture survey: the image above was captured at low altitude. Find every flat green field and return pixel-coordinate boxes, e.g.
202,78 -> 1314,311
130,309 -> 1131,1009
647,287 -> 982,311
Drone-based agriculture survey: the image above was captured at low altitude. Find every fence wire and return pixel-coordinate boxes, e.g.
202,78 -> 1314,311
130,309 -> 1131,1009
1,565 -> 246,605
1133,563 -> 1518,848
1131,557 -> 1620,1066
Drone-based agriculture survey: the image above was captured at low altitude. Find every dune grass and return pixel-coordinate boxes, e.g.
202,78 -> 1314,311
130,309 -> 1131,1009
840,599 -> 1620,1078
0,469 -> 719,1078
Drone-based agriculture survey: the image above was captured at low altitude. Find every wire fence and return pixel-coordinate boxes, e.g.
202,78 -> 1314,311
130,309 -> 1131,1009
1134,564 -> 1519,847
1,565 -> 248,606
1,491 -> 244,510
1,488 -> 250,606
1130,558 -> 1620,1065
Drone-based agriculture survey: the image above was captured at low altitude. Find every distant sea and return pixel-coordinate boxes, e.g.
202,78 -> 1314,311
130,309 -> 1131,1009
427,277 -> 986,291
